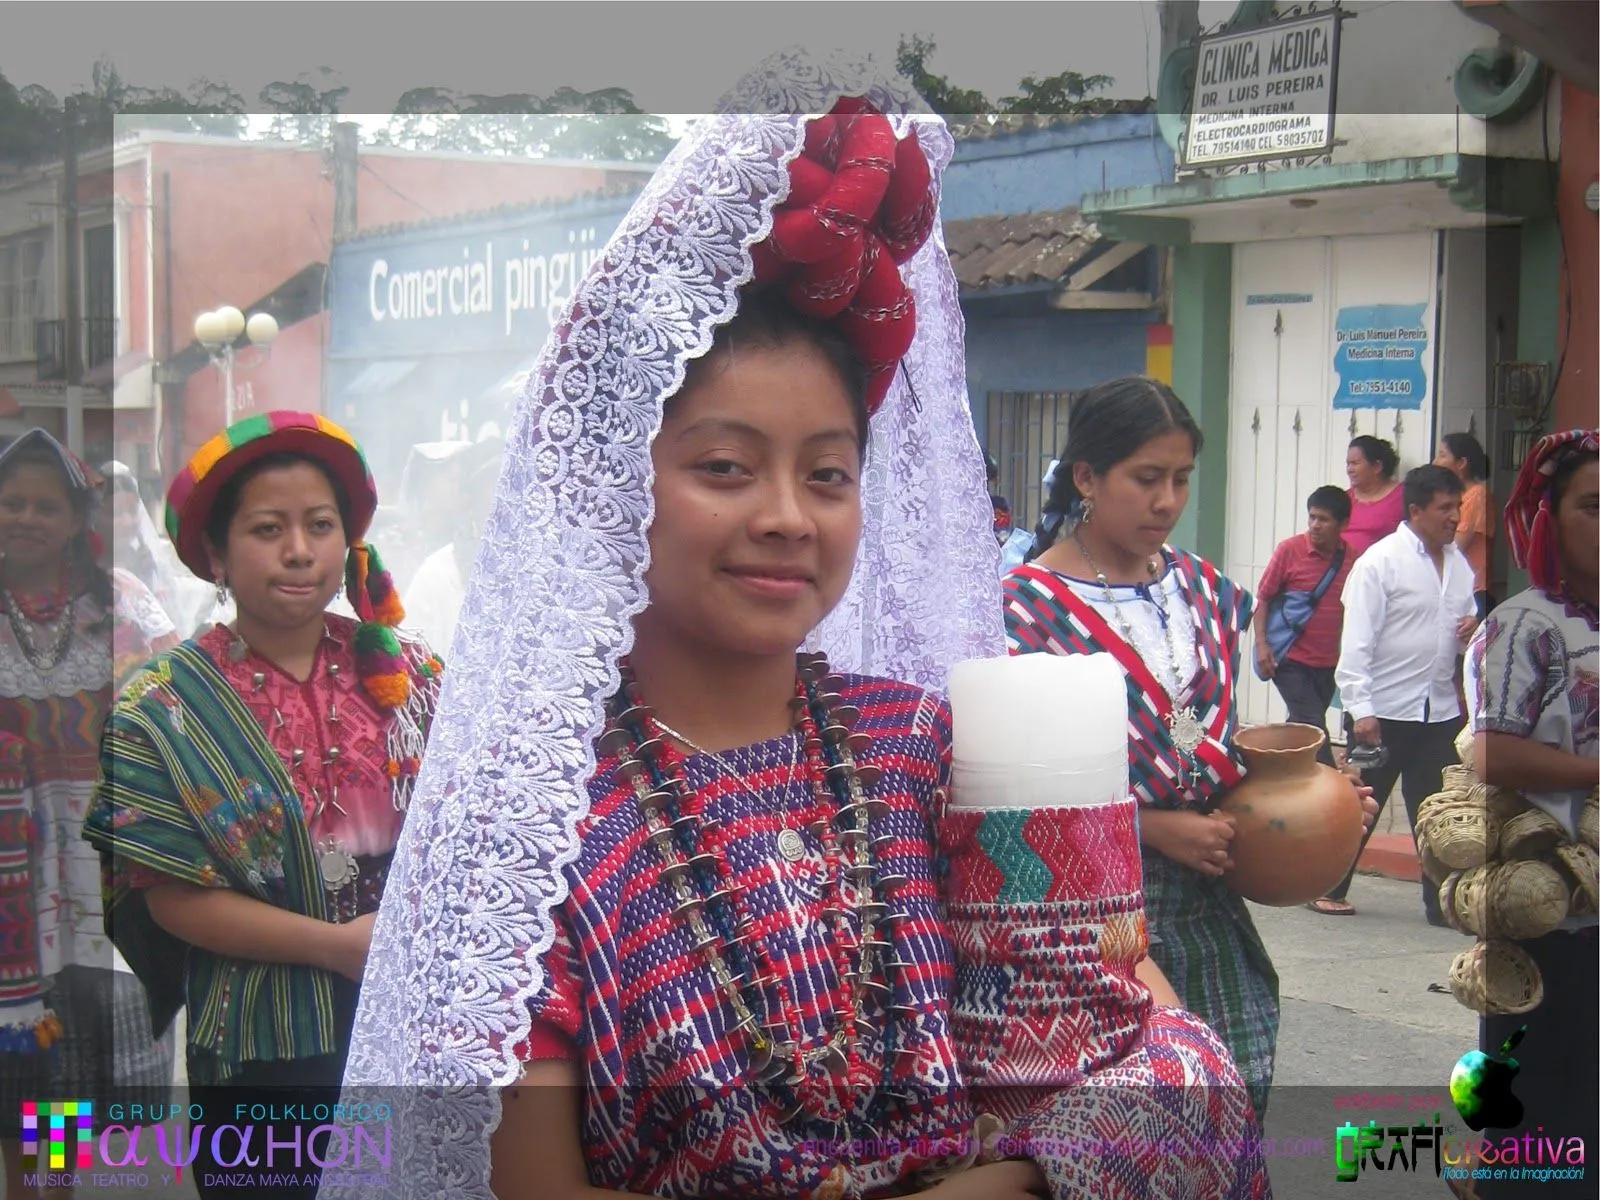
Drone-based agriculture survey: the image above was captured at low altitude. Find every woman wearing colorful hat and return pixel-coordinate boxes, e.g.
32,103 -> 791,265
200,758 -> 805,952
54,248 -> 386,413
84,411 -> 442,1200
1463,429 -> 1597,1199
0,429 -> 178,1199
333,51 -> 1268,1200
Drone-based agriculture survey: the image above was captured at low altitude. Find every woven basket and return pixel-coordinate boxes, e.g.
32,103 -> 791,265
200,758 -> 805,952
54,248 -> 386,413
1451,865 -> 1491,936
1421,842 -> 1454,886
1454,725 -> 1476,772
1439,872 -> 1468,933
1580,794 -> 1597,852
1501,808 -> 1566,861
1442,764 -> 1477,792
1486,860 -> 1570,940
1551,842 -> 1599,915
1448,939 -> 1544,1016
1423,806 -> 1493,870
1486,786 -> 1530,824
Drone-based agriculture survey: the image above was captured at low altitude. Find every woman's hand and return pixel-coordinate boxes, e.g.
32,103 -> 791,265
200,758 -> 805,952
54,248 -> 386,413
1355,784 -> 1380,833
918,1161 -> 1047,1199
322,912 -> 377,982
1145,809 -> 1236,877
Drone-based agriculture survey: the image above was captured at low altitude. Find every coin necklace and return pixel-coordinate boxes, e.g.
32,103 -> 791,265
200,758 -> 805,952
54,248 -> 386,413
649,716 -> 809,863
1073,532 -> 1207,772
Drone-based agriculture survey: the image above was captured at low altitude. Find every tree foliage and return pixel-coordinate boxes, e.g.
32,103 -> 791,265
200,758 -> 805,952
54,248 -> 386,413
895,35 -> 1126,119
368,84 -> 675,161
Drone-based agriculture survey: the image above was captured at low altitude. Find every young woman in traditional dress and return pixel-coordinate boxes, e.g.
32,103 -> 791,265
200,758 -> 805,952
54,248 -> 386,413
0,430 -> 177,1199
84,412 -> 442,1200
1463,430 -> 1597,1199
1005,380 -> 1378,1119
333,52 -> 1273,1200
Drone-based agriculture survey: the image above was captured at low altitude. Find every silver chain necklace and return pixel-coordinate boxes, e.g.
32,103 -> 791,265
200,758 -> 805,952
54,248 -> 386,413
1073,532 -> 1207,767
651,715 -> 809,862
2,589 -> 75,674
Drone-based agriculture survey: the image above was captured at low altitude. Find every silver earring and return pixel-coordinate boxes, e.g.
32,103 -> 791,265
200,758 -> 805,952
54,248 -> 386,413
1080,498 -> 1095,525
215,580 -> 230,605
335,582 -> 346,601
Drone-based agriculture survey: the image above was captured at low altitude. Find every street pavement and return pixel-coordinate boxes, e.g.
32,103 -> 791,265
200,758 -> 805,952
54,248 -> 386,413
1252,874 -> 1487,1199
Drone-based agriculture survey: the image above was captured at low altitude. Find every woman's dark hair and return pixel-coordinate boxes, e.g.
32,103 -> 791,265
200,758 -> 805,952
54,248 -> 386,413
1026,376 -> 1204,561
1307,484 -> 1352,524
685,288 -> 872,452
204,451 -> 354,556
1403,464 -> 1465,514
1551,448 -> 1599,510
1348,435 -> 1400,481
1441,432 -> 1488,481
0,447 -> 114,615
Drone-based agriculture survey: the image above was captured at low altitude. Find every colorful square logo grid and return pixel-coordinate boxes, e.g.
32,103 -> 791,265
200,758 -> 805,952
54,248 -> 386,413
21,1101 -> 93,1170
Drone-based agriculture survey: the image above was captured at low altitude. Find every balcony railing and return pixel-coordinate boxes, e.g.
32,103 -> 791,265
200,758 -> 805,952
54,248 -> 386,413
33,317 -> 118,380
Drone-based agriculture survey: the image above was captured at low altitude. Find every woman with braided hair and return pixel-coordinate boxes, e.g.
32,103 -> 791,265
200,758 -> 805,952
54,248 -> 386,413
336,51 -> 1271,1200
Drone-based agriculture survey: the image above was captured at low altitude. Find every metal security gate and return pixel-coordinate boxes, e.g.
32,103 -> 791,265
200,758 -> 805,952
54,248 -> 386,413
986,390 -> 1078,535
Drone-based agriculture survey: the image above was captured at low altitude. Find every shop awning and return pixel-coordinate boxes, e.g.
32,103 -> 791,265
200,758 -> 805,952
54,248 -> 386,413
1083,154 -> 1554,246
944,208 -> 1154,308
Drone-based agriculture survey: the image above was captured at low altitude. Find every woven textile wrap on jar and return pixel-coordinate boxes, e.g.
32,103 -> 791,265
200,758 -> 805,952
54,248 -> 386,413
1449,939 -> 1543,1015
939,799 -> 1151,1123
1501,807 -> 1567,861
1550,842 -> 1600,915
1485,860 -> 1570,940
1580,790 -> 1598,851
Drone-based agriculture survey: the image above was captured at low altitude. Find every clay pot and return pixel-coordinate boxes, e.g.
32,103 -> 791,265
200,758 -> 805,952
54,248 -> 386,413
1217,723 -> 1365,906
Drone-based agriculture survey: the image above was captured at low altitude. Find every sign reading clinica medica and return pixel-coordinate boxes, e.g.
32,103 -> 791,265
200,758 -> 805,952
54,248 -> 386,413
1182,9 -> 1341,168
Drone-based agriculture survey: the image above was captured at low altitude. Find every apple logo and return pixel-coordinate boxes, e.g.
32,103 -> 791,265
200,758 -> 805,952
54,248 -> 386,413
1450,1025 -> 1526,1132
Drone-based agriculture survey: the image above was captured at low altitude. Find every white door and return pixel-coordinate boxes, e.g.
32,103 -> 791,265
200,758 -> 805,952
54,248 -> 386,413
1225,232 -> 1440,727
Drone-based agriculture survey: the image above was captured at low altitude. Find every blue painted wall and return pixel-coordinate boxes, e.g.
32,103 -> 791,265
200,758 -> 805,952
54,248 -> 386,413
943,115 -> 1174,220
964,309 -> 1162,450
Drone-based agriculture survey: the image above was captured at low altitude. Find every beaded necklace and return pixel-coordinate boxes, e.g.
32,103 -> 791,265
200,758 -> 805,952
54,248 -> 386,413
2,563 -> 77,674
608,652 -> 914,1136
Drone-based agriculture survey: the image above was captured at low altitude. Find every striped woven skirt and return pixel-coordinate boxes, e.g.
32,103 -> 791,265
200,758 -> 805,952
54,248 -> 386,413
1142,848 -> 1281,1117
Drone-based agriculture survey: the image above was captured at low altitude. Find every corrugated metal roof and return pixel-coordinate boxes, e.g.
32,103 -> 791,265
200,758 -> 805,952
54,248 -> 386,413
944,207 -> 1102,292
949,103 -> 1157,141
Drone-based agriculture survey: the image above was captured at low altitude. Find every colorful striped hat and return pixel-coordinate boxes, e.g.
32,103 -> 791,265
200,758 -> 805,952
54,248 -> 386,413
166,411 -> 378,580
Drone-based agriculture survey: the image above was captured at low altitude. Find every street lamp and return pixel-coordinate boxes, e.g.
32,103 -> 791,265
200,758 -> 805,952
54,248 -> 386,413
195,307 -> 279,426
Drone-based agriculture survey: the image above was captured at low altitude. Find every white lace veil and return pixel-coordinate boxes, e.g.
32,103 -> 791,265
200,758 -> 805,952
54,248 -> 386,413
331,47 -> 1002,1200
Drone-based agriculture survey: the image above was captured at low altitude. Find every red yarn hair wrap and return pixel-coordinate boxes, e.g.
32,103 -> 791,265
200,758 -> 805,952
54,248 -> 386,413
747,98 -> 938,413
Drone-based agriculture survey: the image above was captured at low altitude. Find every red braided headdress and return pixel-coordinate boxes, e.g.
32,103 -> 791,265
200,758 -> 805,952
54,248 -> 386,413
1504,428 -> 1600,593
747,98 -> 938,413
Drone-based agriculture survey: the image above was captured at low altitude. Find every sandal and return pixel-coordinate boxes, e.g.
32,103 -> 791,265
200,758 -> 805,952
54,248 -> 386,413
1307,897 -> 1356,916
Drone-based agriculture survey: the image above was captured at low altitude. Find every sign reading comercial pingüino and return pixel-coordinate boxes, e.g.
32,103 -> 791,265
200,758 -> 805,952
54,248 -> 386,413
1182,9 -> 1341,169
1332,303 -> 1430,411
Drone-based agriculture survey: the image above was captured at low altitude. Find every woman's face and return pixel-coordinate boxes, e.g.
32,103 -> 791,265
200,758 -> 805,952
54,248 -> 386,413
0,462 -> 83,578
1556,459 -> 1599,588
206,462 -> 348,633
636,336 -> 864,661
1074,428 -> 1195,561
1433,444 -> 1468,480
1346,446 -> 1382,490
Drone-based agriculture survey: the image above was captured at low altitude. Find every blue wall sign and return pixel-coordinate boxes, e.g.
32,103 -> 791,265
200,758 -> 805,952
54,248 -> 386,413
1332,302 -> 1429,410
326,197 -> 637,360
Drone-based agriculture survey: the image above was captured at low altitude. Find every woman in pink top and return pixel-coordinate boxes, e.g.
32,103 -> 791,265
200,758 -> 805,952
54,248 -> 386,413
1344,435 -> 1405,558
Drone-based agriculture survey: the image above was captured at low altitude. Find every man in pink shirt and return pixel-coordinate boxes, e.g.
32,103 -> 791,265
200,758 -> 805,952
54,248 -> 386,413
1254,485 -> 1354,766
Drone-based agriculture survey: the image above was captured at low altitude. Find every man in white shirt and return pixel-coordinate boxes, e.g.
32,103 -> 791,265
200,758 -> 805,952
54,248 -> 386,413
1319,465 -> 1478,922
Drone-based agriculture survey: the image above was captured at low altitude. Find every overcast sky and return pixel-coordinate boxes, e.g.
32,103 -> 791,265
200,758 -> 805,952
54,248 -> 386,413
0,1 -> 1247,115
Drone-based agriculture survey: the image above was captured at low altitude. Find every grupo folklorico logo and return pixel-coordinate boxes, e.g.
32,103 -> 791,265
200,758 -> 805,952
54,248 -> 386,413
18,1100 -> 393,1192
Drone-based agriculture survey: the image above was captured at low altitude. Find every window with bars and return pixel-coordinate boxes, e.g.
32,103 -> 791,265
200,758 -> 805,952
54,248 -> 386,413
0,235 -> 46,361
985,390 -> 1079,535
